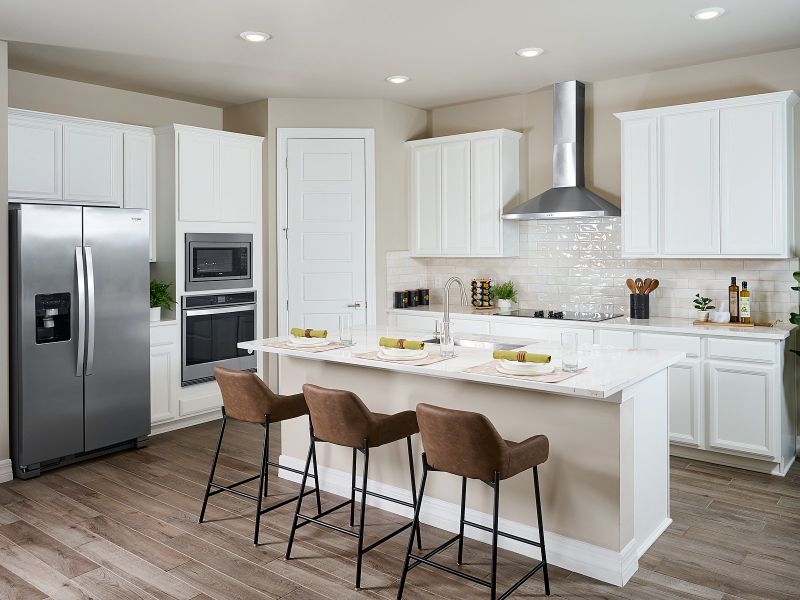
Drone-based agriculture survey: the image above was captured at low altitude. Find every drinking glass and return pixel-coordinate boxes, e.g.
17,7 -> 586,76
440,334 -> 455,358
339,314 -> 353,346
561,331 -> 579,372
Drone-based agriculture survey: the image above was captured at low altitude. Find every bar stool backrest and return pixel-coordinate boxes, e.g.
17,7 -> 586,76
416,403 -> 507,482
215,367 -> 276,423
302,384 -> 373,448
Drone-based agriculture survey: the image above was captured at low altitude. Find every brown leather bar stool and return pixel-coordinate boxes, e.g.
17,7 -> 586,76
397,403 -> 551,599
198,367 -> 321,545
285,383 -> 423,589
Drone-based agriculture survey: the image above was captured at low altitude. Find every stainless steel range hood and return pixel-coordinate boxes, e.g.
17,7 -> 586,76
503,80 -> 620,220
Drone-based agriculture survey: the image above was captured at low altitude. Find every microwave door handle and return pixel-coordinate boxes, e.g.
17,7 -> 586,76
75,247 -> 86,376
84,246 -> 96,376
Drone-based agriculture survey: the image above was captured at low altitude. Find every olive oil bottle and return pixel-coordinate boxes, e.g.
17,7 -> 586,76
739,282 -> 751,324
728,277 -> 740,323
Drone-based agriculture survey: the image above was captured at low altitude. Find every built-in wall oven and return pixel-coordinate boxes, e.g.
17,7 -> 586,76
182,291 -> 256,386
185,233 -> 252,292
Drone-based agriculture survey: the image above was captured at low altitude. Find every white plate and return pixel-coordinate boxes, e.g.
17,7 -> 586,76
498,360 -> 555,375
380,346 -> 426,357
377,349 -> 428,361
287,336 -> 329,347
496,364 -> 554,377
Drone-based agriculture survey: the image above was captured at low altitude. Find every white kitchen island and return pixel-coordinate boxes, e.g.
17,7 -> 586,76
240,329 -> 684,586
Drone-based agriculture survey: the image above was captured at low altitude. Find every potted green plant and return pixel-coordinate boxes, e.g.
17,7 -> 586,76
693,293 -> 715,322
790,272 -> 800,356
491,280 -> 518,312
150,280 -> 175,322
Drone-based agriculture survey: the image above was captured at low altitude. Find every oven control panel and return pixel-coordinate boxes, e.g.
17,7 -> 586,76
182,291 -> 256,309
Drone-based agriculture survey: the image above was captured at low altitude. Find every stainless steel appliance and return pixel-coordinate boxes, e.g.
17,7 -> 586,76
182,291 -> 257,386
9,204 -> 150,479
185,233 -> 252,291
495,308 -> 622,322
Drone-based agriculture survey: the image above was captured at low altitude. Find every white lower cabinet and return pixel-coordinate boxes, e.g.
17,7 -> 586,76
394,313 -> 438,333
668,360 -> 704,448
150,324 -> 178,425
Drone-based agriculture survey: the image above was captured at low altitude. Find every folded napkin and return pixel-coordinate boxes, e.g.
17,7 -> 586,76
290,328 -> 328,338
379,337 -> 425,350
493,350 -> 551,363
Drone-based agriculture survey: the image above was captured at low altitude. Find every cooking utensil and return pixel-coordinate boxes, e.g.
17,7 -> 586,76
645,279 -> 659,294
626,278 -> 637,294
635,278 -> 644,294
643,278 -> 652,293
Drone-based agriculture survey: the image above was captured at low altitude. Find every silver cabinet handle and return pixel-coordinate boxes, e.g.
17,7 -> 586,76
75,247 -> 86,377
84,246 -> 96,376
346,301 -> 365,308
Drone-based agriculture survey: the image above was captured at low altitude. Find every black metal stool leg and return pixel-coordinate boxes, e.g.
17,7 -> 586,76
254,414 -> 270,545
396,461 -> 429,600
457,476 -> 467,565
349,447 -> 357,527
355,440 -> 370,589
311,436 -> 322,514
199,410 -> 227,523
406,436 -> 422,550
534,467 -> 550,596
285,433 -> 314,560
490,472 -> 500,600
262,421 -> 271,498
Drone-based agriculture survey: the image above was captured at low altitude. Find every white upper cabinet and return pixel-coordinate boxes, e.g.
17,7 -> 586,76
178,130 -> 219,222
123,130 -> 156,261
8,113 -> 63,200
63,123 -> 123,205
408,129 -> 520,257
219,138 -> 259,223
616,91 -> 798,258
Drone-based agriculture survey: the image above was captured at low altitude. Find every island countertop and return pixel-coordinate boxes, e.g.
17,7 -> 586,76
240,328 -> 684,401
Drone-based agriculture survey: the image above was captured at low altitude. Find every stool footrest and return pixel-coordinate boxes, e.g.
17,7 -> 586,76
353,486 -> 415,509
361,521 -> 413,553
258,487 -> 318,515
462,519 -> 542,548
296,512 -> 360,538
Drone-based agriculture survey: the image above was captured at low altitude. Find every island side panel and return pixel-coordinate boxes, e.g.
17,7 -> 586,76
278,355 -> 629,554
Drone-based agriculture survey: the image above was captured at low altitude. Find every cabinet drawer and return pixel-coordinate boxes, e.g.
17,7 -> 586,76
595,329 -> 634,349
638,332 -> 701,358
491,321 -> 593,346
706,338 -> 776,364
451,317 -> 490,335
150,323 -> 178,347
394,313 -> 438,333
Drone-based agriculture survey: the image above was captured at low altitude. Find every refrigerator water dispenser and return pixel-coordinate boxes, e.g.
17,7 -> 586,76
35,293 -> 71,344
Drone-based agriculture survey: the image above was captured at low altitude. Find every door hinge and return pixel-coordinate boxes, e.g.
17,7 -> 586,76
286,299 -> 289,310
283,227 -> 289,240
285,156 -> 289,170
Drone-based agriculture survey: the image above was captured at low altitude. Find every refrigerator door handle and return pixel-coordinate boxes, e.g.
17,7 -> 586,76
75,247 -> 86,377
84,246 -> 96,376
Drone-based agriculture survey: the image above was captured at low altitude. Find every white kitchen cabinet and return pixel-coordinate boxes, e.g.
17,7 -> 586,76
667,360 -> 704,448
394,313 -> 438,333
615,91 -> 798,258
63,123 -> 123,206
178,130 -> 219,222
8,113 -> 63,200
595,329 -> 635,349
219,138 -> 259,223
408,129 -> 521,257
491,321 -> 594,346
123,130 -> 156,261
150,323 -> 178,425
451,317 -> 490,336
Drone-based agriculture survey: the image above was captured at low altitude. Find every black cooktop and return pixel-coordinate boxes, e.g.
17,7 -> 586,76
495,309 -> 622,322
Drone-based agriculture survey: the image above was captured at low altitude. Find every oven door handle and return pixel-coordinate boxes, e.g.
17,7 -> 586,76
184,305 -> 256,317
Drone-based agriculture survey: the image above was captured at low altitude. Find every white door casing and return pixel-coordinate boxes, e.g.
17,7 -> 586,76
278,130 -> 375,336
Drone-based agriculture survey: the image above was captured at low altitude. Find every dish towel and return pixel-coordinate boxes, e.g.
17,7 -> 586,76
492,350 -> 551,363
379,337 -> 425,350
290,328 -> 328,338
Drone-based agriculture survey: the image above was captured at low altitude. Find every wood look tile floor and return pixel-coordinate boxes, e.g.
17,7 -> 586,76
1,420 -> 799,600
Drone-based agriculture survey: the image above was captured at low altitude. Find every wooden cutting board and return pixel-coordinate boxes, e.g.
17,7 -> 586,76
692,320 -> 772,328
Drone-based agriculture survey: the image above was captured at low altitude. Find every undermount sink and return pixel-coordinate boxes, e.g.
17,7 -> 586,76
421,338 -> 522,352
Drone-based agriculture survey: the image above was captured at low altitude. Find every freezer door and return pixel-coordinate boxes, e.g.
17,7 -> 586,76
82,207 -> 150,451
10,204 -> 85,468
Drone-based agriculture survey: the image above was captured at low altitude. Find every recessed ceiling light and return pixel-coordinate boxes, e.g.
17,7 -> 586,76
516,47 -> 545,58
239,31 -> 271,43
691,7 -> 726,20
385,75 -> 411,84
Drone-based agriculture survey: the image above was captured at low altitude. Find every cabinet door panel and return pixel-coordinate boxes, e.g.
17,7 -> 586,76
660,110 -> 719,255
63,124 -> 123,205
470,136 -> 501,255
441,140 -> 470,255
178,131 -> 219,222
621,117 -> 658,255
123,131 -> 156,261
720,103 -> 783,255
150,345 -> 176,424
394,313 -> 438,332
708,362 -> 775,457
410,145 -> 442,255
668,361 -> 702,447
8,115 -> 63,200
220,139 -> 258,223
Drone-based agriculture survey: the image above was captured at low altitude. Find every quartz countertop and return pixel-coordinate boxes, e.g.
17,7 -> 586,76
389,305 -> 793,340
240,328 -> 684,401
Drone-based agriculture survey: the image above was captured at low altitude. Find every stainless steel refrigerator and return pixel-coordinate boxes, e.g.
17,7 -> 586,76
10,203 -> 150,479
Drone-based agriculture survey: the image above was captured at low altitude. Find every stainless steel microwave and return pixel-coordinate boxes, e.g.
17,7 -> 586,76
185,233 -> 252,291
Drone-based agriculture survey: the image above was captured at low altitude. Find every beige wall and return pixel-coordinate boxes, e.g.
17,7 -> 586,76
431,46 -> 800,206
0,43 -> 8,464
8,69 -> 222,129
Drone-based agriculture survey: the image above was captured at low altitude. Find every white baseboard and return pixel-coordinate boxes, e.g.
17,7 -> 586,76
670,445 -> 787,476
279,454 -> 639,587
150,409 -> 221,436
0,459 -> 13,483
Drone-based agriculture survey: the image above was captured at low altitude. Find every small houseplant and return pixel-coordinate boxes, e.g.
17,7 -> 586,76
693,294 -> 715,322
491,280 -> 518,311
150,280 -> 175,322
790,272 -> 800,356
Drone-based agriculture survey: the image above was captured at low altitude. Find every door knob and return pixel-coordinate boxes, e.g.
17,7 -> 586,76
346,301 -> 365,309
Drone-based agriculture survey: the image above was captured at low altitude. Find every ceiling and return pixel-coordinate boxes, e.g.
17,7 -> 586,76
1,0 -> 799,109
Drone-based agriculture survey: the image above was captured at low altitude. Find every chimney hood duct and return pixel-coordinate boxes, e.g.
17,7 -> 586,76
503,80 -> 620,220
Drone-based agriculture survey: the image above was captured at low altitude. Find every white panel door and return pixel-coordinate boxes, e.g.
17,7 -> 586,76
470,135 -> 502,255
178,131 -> 219,222
720,103 -> 783,255
441,140 -> 470,255
708,361 -> 775,457
668,361 -> 703,447
220,138 -> 258,223
287,138 -> 367,333
410,144 -> 442,255
123,131 -> 156,260
8,115 -> 63,200
150,346 -> 176,424
621,117 -> 658,255
63,123 -> 123,205
660,110 -> 719,255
